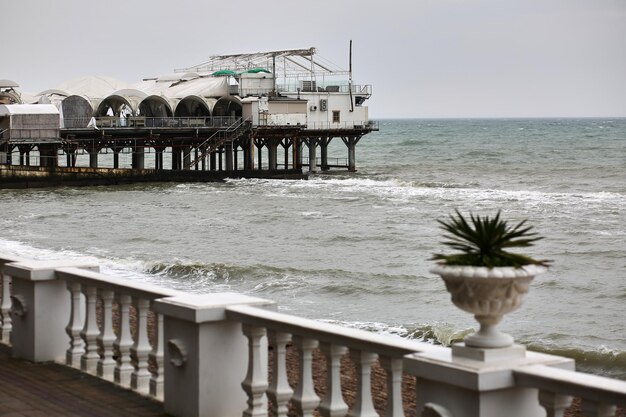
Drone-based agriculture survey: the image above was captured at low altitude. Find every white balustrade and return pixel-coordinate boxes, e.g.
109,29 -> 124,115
80,285 -> 100,373
114,293 -> 134,387
267,330 -> 293,417
318,343 -> 349,417
349,349 -> 378,417
0,269 -> 12,344
1,256 -> 625,417
65,281 -> 85,367
131,296 -> 152,393
379,356 -> 404,417
242,324 -> 269,417
97,288 -> 116,381
149,309 -> 165,399
292,336 -> 320,417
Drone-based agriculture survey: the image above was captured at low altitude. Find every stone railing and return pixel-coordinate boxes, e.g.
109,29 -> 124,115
1,255 -> 625,417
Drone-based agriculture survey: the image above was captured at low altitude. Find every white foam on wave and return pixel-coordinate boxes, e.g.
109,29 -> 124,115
0,236 -> 156,285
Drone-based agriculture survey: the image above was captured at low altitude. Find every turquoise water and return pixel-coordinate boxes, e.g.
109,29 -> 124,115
1,118 -> 625,378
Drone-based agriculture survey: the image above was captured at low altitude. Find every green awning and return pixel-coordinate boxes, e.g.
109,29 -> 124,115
211,70 -> 236,76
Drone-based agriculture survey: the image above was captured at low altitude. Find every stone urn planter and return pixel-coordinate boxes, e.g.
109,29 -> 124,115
431,210 -> 549,349
430,264 -> 546,348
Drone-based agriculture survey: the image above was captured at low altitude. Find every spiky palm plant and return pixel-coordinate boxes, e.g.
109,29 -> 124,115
432,210 -> 549,268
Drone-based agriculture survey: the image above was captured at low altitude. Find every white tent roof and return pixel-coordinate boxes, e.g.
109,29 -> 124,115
52,76 -> 133,99
165,77 -> 229,99
0,104 -> 59,115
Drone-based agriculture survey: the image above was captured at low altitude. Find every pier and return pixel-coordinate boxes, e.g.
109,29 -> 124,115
0,47 -> 378,187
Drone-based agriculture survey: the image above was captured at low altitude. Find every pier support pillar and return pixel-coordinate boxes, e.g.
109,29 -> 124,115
154,293 -> 274,417
320,137 -> 331,171
281,138 -> 291,169
308,138 -> 318,173
268,139 -> 278,170
209,152 -> 216,171
245,137 -> 254,170
233,146 -> 238,171
154,148 -> 164,170
89,151 -> 98,168
132,146 -> 145,170
38,145 -> 58,168
342,136 -> 360,172
194,148 -> 199,171
112,149 -> 120,169
3,260 -> 99,363
293,137 -> 302,170
256,140 -> 263,170
182,146 -> 191,170
172,147 -> 181,170
225,142 -> 234,171
218,148 -> 223,171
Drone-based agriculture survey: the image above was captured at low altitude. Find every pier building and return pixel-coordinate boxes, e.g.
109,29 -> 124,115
0,47 -> 378,186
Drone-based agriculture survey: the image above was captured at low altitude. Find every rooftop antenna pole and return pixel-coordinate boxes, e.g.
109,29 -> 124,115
272,54 -> 277,94
349,40 -> 354,112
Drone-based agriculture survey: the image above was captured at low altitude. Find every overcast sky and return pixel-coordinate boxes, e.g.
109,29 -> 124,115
2,0 -> 625,118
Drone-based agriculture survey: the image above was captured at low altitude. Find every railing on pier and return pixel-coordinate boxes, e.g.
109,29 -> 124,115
1,254 -> 625,417
302,156 -> 348,168
62,116 -> 239,130
304,120 -> 379,131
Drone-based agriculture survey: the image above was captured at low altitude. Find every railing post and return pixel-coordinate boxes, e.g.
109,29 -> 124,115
0,255 -> 21,344
114,293 -> 134,387
292,336 -> 320,417
349,349 -> 378,417
2,260 -> 98,362
379,356 -> 404,417
97,289 -> 116,380
131,297 -> 152,394
538,391 -> 573,417
581,400 -> 617,417
65,281 -> 84,367
319,343 -> 349,417
242,324 -> 269,417
80,285 -> 100,373
153,293 -> 274,417
267,331 -> 293,417
149,310 -> 165,399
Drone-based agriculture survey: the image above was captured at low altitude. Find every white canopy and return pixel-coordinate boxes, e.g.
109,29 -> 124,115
0,104 -> 59,115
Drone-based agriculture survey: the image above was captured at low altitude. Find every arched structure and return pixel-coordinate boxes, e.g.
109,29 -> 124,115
96,89 -> 147,117
61,95 -> 93,128
138,95 -> 174,118
174,96 -> 214,117
213,96 -> 242,118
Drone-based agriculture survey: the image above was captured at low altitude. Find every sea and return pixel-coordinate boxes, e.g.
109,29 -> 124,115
1,118 -> 624,379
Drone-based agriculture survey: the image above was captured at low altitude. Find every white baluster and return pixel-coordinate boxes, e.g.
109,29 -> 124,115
114,293 -> 133,387
65,281 -> 84,368
131,297 -> 151,394
292,336 -> 320,417
379,356 -> 403,417
267,330 -> 293,417
149,311 -> 164,400
242,324 -> 269,417
97,289 -> 116,381
0,273 -> 12,344
348,349 -> 378,417
80,285 -> 100,373
538,391 -> 573,417
319,342 -> 348,417
581,400 -> 617,417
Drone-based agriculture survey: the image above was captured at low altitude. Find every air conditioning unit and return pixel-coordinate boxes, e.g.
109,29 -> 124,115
310,105 -> 317,111
320,99 -> 328,111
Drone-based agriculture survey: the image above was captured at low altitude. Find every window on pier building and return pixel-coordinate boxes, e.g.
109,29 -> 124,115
332,110 -> 340,123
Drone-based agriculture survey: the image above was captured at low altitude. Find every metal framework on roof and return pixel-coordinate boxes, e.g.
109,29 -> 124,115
175,47 -> 349,79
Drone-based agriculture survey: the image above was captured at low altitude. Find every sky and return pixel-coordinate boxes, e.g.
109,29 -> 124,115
2,0 -> 625,118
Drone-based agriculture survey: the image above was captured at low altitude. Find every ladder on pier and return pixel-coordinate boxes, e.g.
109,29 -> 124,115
183,117 -> 251,170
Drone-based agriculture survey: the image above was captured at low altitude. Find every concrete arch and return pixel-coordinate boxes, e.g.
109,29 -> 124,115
61,95 -> 93,128
174,96 -> 214,117
213,96 -> 242,118
139,95 -> 173,117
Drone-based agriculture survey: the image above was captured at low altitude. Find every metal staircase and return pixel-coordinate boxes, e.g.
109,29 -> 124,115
183,117 -> 251,170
